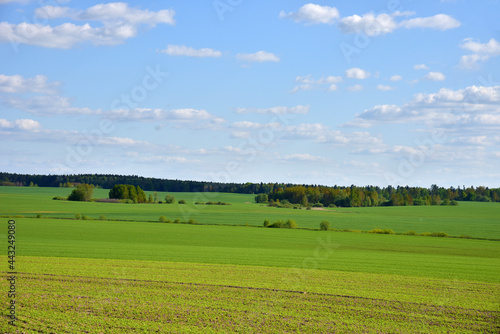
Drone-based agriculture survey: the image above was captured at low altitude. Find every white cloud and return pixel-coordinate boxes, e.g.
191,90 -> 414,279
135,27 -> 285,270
0,3 -> 175,49
281,153 -> 326,162
0,74 -> 59,94
399,14 -> 461,30
424,71 -> 446,81
338,11 -> 459,37
158,44 -> 222,58
279,3 -> 339,25
339,12 -> 399,36
390,75 -> 403,81
292,75 -> 342,93
236,51 -> 280,63
345,67 -> 370,79
347,84 -> 363,91
108,108 -> 216,121
235,105 -> 309,115
344,85 -> 500,128
377,84 -> 395,91
459,38 -> 500,69
2,95 -> 98,115
413,64 -> 429,70
0,118 -> 41,131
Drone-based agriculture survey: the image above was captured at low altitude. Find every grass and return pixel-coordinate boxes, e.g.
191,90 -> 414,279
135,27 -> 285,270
1,186 -> 499,332
1,186 -> 500,238
3,257 -> 499,333
10,218 -> 500,283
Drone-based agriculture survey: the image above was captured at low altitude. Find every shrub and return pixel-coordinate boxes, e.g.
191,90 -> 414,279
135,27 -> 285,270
36,214 -> 42,219
430,232 -> 448,238
178,199 -> 186,204
450,200 -> 459,206
99,215 -> 106,220
285,219 -> 298,229
420,232 -> 432,237
320,220 -> 330,231
52,196 -> 66,201
313,203 -> 324,207
255,194 -> 268,203
269,220 -> 286,228
159,216 -> 167,223
263,219 -> 270,227
164,195 -> 175,204
188,219 -> 199,225
369,228 -> 394,234
328,204 -> 337,208
195,201 -> 205,205
75,213 -> 81,220
81,215 -> 90,220
174,219 -> 181,224
403,230 -> 417,236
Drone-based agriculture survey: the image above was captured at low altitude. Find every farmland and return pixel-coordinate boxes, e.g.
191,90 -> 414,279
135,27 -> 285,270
1,186 -> 500,332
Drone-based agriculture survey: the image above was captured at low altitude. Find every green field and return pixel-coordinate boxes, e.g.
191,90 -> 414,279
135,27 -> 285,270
1,186 -> 499,238
1,186 -> 499,332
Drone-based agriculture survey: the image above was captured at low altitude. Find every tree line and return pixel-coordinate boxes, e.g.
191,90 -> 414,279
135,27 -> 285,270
1,172 -> 499,206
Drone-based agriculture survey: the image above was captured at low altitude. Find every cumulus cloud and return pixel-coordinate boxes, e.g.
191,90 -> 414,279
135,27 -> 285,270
414,64 -> 429,70
2,95 -> 99,115
158,44 -> 222,58
0,74 -> 59,94
399,14 -> 461,30
235,105 -> 310,115
345,67 -> 370,79
344,85 -> 500,128
338,11 -> 459,36
459,38 -> 500,69
424,71 -> 446,81
107,108 -> 219,122
0,2 -> 175,49
390,75 -> 403,81
279,3 -> 339,25
292,75 -> 342,93
236,51 -> 280,63
0,118 -> 42,131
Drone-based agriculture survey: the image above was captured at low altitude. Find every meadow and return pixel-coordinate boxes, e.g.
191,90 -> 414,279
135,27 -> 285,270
1,186 -> 499,332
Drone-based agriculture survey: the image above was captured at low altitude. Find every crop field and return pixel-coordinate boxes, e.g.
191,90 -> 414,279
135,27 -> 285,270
1,186 -> 499,238
1,186 -> 499,332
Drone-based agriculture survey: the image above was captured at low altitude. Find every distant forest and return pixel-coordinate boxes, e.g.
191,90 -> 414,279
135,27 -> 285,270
1,172 -> 499,207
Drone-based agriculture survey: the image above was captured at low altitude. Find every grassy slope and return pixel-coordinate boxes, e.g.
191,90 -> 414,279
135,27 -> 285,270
1,186 -> 499,238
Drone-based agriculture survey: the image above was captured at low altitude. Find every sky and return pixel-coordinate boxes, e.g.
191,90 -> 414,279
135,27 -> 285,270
0,0 -> 499,187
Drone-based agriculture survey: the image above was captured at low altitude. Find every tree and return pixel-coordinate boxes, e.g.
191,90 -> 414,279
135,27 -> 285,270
148,194 -> 154,203
68,184 -> 94,201
320,220 -> 330,231
255,193 -> 268,203
285,219 -> 298,229
165,194 -> 175,204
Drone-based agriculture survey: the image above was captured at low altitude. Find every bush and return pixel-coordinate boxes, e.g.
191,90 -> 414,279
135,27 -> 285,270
369,228 -> 394,234
188,219 -> 199,225
178,199 -> 186,204
263,219 -> 270,227
320,220 -> 330,231
403,230 -> 417,236
195,201 -> 205,205
36,214 -> 42,219
75,213 -> 81,220
174,219 -> 181,224
450,200 -> 459,206
164,195 -> 175,204
269,220 -> 286,228
52,196 -> 66,200
328,204 -> 337,208
430,232 -> 448,238
285,219 -> 298,229
81,215 -> 90,220
313,203 -> 323,207
99,214 -> 106,220
255,194 -> 268,203
159,216 -> 167,223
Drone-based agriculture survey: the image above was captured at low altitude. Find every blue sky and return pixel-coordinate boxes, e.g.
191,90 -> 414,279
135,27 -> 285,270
1,0 -> 499,187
